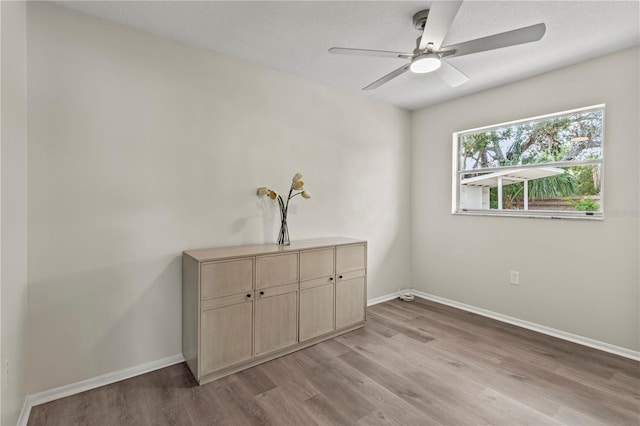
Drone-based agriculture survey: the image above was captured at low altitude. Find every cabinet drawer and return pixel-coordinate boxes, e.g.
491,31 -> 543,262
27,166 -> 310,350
201,291 -> 254,310
256,282 -> 298,299
300,275 -> 335,289
336,269 -> 365,282
336,244 -> 366,273
256,253 -> 299,289
201,258 -> 254,300
300,248 -> 335,281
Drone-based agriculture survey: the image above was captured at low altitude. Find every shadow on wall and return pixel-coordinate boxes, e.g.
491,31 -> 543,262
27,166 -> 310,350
27,254 -> 183,393
366,231 -> 411,301
228,196 -> 281,245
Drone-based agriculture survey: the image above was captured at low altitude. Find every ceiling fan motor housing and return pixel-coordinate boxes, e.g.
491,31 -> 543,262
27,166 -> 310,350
412,9 -> 430,31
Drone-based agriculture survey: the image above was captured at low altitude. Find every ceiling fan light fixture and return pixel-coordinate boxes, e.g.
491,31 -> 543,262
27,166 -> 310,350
410,53 -> 441,73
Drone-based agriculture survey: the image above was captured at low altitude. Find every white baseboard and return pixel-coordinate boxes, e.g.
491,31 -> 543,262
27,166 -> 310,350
17,398 -> 30,426
17,353 -> 184,426
412,290 -> 640,362
367,292 -> 400,306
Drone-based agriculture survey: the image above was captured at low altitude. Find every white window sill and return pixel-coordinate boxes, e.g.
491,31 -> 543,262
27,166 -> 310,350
453,210 -> 604,220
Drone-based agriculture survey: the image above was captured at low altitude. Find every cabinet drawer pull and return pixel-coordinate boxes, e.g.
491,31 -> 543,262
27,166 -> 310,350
329,277 -> 334,281
339,275 -> 343,279
260,291 -> 265,296
246,294 -> 252,298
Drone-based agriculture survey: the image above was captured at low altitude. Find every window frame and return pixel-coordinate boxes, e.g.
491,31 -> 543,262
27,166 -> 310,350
452,104 -> 605,220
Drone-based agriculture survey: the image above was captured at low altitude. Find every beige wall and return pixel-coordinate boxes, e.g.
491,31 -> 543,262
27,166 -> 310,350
412,47 -> 640,351
26,3 -> 411,393
1,1 -> 29,424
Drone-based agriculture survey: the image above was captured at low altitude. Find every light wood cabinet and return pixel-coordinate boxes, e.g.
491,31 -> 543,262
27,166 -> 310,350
183,238 -> 366,384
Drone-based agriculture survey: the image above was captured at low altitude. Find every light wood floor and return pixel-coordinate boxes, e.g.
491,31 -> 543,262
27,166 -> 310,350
28,298 -> 640,425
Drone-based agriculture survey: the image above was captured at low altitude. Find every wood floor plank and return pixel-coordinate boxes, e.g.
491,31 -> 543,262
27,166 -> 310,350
478,387 -> 563,425
257,355 -> 321,404
367,302 -> 421,322
298,356 -> 376,423
553,405 -> 620,426
235,365 -> 277,396
338,349 -> 456,425
253,387 -> 319,426
339,333 -> 508,425
610,370 -> 640,396
310,354 -> 430,425
367,310 -> 436,344
181,386 -> 224,425
302,394 -> 353,426
498,356 -> 640,424
554,363 -> 640,405
28,299 -> 640,426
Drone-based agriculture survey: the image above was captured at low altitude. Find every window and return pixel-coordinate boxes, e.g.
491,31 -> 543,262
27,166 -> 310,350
453,105 -> 604,219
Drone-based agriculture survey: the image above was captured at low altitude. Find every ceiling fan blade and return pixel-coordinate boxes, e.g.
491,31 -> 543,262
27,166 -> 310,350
437,59 -> 469,87
419,0 -> 463,51
363,64 -> 410,90
329,47 -> 412,59
439,23 -> 546,58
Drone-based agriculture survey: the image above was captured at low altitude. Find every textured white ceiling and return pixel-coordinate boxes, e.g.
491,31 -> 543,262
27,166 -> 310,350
57,1 -> 640,110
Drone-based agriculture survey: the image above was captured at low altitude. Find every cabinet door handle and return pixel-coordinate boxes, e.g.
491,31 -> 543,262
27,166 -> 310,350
339,275 -> 343,279
246,293 -> 252,298
329,277 -> 334,281
260,291 -> 265,296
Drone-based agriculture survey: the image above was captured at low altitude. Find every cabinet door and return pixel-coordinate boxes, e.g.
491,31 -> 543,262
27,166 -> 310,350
336,276 -> 366,329
255,284 -> 298,356
299,282 -> 335,342
300,248 -> 335,282
336,244 -> 366,273
201,300 -> 253,375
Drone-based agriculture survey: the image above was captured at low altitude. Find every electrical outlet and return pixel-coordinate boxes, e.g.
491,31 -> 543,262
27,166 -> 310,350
510,271 -> 520,285
3,359 -> 9,390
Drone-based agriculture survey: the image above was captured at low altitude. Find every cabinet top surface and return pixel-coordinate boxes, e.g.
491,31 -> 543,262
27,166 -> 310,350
184,237 -> 366,262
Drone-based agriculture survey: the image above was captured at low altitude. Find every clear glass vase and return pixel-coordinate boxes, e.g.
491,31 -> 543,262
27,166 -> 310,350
277,215 -> 290,245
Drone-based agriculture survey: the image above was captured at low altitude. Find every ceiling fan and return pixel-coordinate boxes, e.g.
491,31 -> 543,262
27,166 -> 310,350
329,0 -> 546,90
